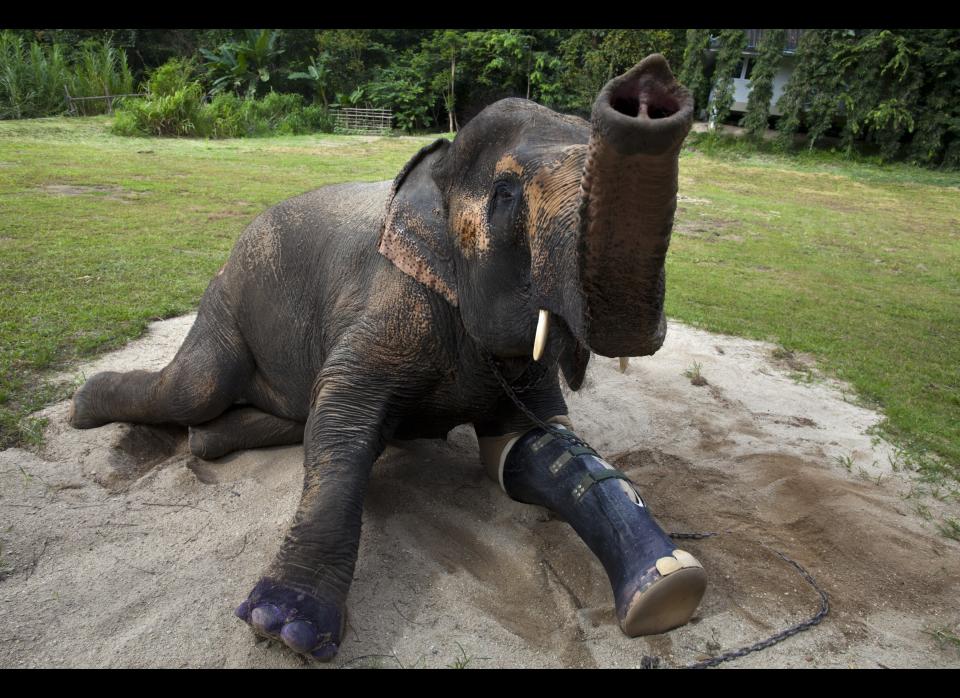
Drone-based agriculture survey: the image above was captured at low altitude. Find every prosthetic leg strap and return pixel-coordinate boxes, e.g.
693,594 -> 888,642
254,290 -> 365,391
572,468 -> 634,502
475,415 -> 574,487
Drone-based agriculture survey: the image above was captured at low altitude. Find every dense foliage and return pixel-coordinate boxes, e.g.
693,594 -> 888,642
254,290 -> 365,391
112,59 -> 332,137
0,31 -> 133,118
679,29 -> 712,117
776,29 -> 960,167
708,30 -> 747,129
776,30 -> 850,149
4,28 -> 959,167
740,29 -> 785,137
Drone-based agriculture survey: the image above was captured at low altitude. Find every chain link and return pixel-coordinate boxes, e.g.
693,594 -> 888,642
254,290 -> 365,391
486,354 -> 831,669
674,542 -> 830,669
668,531 -> 723,540
484,353 -> 590,450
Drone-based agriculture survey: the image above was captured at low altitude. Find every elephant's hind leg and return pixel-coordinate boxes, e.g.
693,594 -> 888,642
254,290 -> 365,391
70,306 -> 253,430
189,406 -> 305,460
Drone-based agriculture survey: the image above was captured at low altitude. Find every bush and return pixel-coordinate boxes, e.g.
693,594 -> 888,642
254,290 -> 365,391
205,92 -> 244,137
242,91 -> 305,135
65,38 -> 135,115
145,57 -> 196,97
0,31 -> 70,118
112,82 -> 208,137
0,31 -> 135,119
113,88 -> 334,138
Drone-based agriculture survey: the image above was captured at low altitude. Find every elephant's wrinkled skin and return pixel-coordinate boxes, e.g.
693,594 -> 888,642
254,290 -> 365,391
70,55 -> 693,660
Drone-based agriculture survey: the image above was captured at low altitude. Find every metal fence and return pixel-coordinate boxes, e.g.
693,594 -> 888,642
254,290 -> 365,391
331,107 -> 393,135
63,87 -> 146,115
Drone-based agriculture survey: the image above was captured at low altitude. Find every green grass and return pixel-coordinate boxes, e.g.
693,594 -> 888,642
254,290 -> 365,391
1,117 -> 959,491
938,518 -> 960,542
925,627 -> 960,655
0,116 -> 440,447
670,135 -> 960,483
683,361 -> 708,386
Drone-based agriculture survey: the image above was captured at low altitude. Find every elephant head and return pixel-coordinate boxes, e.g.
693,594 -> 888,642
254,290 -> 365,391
379,54 -> 693,389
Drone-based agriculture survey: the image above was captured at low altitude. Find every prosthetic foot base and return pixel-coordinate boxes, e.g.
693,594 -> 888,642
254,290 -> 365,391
498,425 -> 706,636
620,552 -> 707,636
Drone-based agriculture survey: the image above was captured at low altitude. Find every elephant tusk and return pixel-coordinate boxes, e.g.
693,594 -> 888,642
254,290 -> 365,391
533,309 -> 550,361
618,357 -> 630,373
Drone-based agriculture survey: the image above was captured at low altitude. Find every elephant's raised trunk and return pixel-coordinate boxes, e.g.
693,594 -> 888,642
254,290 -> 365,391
571,54 -> 692,358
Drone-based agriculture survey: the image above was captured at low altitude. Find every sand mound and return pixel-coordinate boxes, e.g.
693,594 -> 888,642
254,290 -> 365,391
1,316 -> 957,668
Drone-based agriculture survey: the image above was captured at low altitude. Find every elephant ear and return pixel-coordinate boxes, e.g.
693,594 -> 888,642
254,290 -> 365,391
378,138 -> 458,306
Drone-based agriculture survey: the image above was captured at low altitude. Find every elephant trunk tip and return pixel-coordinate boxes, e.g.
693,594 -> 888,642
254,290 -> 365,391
609,56 -> 682,121
592,53 -> 693,157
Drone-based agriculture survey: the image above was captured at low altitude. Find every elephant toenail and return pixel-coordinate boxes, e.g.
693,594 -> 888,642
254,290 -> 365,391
281,620 -> 319,653
251,604 -> 283,633
234,600 -> 251,620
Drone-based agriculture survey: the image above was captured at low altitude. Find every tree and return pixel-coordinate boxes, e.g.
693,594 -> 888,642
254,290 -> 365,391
776,30 -> 852,149
287,52 -> 332,106
903,29 -> 960,167
741,29 -> 786,138
679,29 -> 712,116
365,64 -> 429,131
708,29 -> 747,129
315,30 -> 391,104
424,30 -> 463,132
201,29 -> 285,99
598,29 -> 682,76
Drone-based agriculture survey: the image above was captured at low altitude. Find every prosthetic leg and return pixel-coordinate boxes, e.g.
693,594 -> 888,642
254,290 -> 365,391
479,420 -> 706,636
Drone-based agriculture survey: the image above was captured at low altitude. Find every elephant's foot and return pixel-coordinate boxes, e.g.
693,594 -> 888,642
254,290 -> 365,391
187,426 -> 225,460
68,374 -> 112,429
189,407 -> 305,460
235,577 -> 344,661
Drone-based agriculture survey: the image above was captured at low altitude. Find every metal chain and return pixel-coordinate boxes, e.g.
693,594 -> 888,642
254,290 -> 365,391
483,353 -> 590,450
668,531 -> 723,540
486,355 -> 831,669
673,541 -> 830,669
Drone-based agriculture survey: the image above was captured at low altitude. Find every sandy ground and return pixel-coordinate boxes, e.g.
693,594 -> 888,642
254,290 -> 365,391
1,315 -> 958,669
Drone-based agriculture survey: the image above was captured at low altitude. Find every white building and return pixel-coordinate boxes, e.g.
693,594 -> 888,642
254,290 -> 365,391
707,29 -> 802,118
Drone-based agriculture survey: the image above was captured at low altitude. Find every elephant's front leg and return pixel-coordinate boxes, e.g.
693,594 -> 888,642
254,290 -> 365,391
234,379 -> 387,661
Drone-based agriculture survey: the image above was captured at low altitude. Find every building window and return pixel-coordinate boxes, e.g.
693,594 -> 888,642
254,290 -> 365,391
732,57 -> 754,80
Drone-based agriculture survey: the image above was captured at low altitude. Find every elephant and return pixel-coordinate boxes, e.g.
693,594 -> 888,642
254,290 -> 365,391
69,54 -> 703,661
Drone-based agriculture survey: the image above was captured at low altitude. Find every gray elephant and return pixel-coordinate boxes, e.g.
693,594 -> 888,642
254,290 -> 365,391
70,54 -> 706,660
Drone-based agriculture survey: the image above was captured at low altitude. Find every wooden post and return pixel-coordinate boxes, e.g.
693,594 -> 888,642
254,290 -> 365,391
63,86 -> 76,116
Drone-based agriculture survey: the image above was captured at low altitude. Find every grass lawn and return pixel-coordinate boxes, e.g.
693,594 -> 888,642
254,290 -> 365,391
1,117 -> 958,488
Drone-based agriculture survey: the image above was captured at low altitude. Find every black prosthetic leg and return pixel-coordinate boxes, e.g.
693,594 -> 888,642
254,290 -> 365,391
501,426 -> 707,636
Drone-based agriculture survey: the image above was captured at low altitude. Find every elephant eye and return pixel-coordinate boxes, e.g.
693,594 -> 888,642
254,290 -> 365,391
493,180 -> 515,201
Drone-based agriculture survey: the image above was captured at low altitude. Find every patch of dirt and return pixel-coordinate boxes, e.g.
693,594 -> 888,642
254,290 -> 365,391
37,184 -> 146,203
678,194 -> 711,205
612,448 -> 957,644
0,316 -> 957,668
264,140 -> 379,155
206,210 -> 252,221
675,217 -> 744,243
768,347 -> 819,375
106,424 -> 186,490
